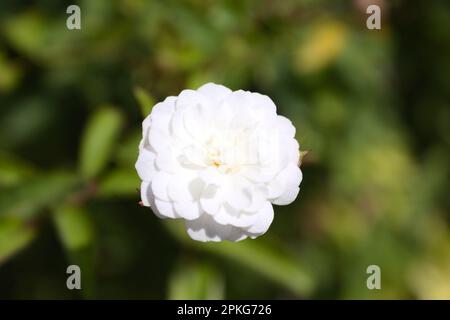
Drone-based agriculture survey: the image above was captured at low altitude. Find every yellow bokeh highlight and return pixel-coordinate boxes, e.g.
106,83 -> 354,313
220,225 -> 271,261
294,21 -> 347,74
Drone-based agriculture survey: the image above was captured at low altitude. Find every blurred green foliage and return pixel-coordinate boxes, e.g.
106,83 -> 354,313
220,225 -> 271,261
0,0 -> 449,299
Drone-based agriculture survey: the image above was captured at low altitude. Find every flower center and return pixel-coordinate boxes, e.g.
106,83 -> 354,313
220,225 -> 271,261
204,136 -> 239,174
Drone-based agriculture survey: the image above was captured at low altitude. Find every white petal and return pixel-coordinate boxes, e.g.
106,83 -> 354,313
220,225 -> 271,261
155,148 -> 176,173
285,138 -> 300,163
142,115 -> 152,137
173,201 -> 201,220
212,206 -> 234,225
199,184 -> 222,215
151,171 -> 171,201
135,148 -> 156,181
223,90 -> 252,115
272,186 -> 300,205
179,145 -> 207,169
199,167 -> 225,186
176,89 -> 209,111
213,204 -> 257,228
150,99 -> 175,130
245,186 -> 266,213
246,201 -> 274,235
140,181 -> 152,207
168,174 -> 195,202
276,115 -> 296,138
250,92 -> 277,117
197,83 -> 232,102
280,163 -> 302,188
243,166 -> 278,183
266,176 -> 285,199
267,163 -> 302,200
185,214 -> 247,242
141,181 -> 167,219
148,127 -> 170,151
183,104 -> 214,141
154,198 -> 177,219
224,180 -> 252,211
187,177 -> 205,201
169,110 -> 190,143
212,100 -> 235,130
272,165 -> 302,205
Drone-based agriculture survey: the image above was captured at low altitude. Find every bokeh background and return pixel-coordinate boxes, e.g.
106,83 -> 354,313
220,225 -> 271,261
0,0 -> 449,299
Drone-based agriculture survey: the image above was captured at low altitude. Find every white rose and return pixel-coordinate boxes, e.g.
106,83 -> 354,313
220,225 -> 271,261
136,83 -> 302,242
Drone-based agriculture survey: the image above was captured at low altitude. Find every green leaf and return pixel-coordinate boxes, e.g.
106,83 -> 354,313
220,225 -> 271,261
0,52 -> 23,93
3,12 -> 48,60
0,171 -> 80,219
0,217 -> 36,265
133,87 -> 155,118
168,262 -> 224,300
164,220 -> 315,297
0,152 -> 35,187
98,169 -> 140,198
206,241 -> 314,297
79,107 -> 123,179
115,129 -> 141,167
52,205 -> 94,251
52,204 -> 96,298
